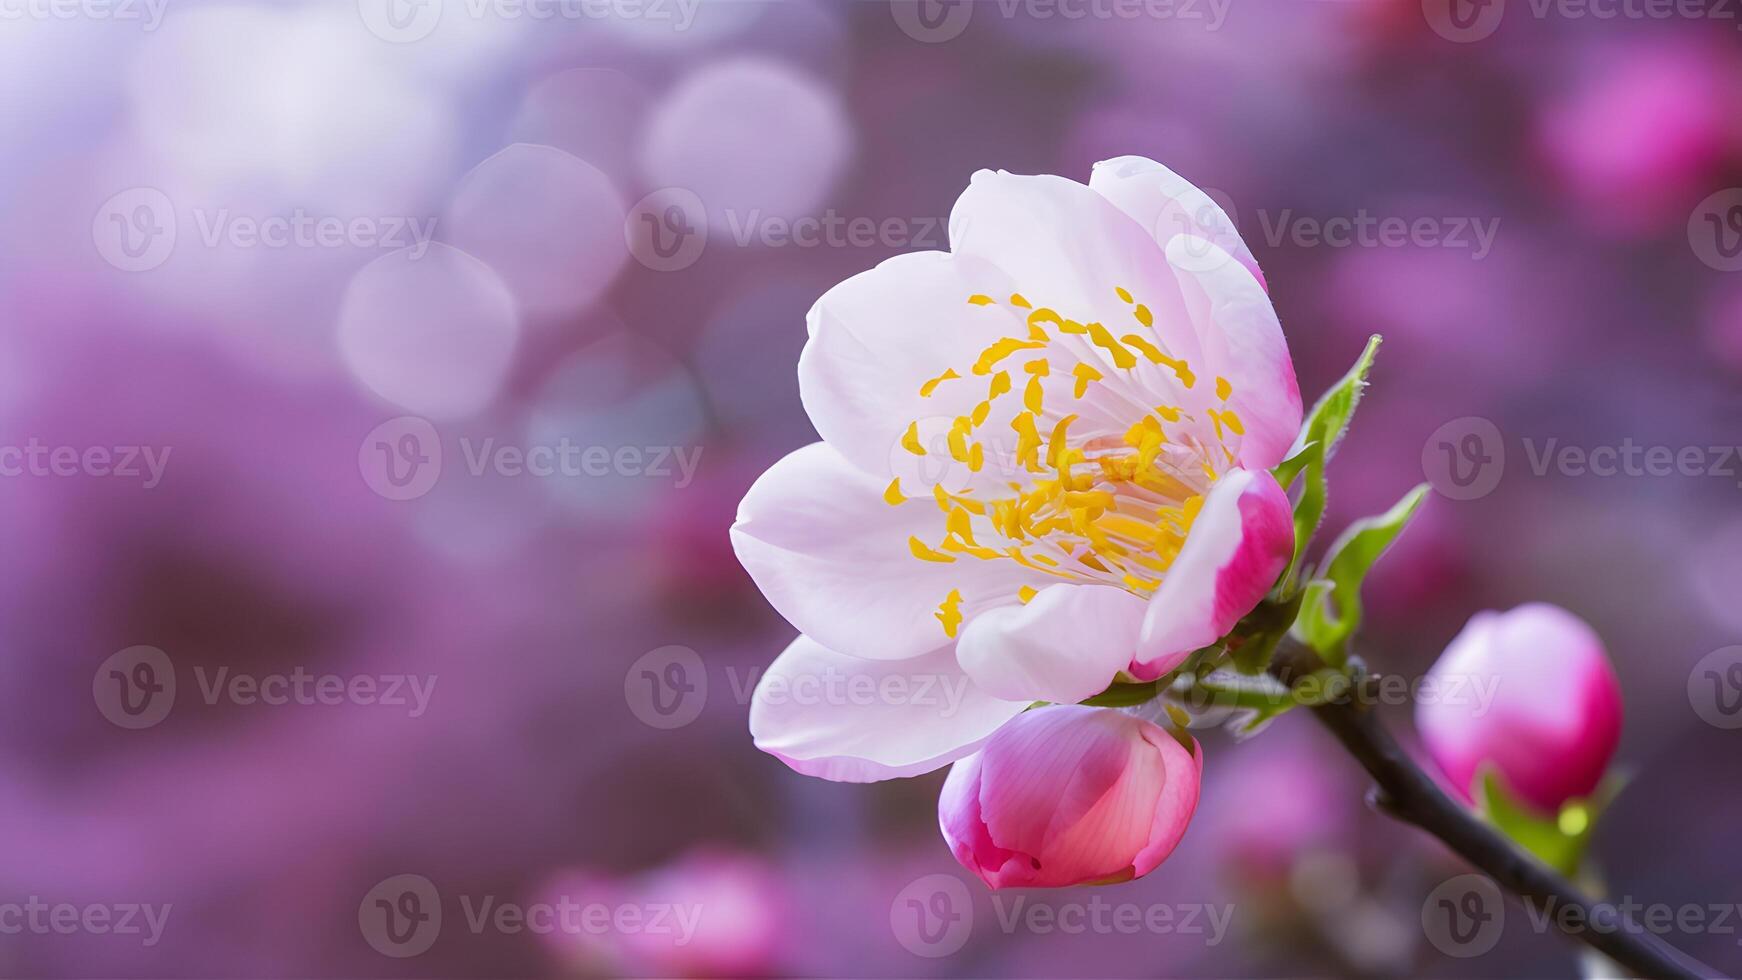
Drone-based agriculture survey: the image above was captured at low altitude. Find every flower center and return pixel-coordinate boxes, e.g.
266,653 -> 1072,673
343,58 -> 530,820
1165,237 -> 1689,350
885,287 -> 1249,639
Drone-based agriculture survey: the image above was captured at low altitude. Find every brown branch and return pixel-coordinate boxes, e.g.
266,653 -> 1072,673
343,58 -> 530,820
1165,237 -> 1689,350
1270,638 -> 1720,979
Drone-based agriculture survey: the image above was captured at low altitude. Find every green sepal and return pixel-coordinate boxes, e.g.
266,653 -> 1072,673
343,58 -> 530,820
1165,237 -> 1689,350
1476,768 -> 1626,877
1292,483 -> 1429,665
1275,335 -> 1383,592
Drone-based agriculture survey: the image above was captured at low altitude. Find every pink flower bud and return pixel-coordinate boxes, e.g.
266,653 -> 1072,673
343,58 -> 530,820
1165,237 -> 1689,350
937,705 -> 1202,889
1416,603 -> 1623,814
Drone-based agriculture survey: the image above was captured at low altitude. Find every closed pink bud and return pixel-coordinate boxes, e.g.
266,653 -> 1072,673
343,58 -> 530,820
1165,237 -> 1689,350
1416,603 -> 1623,814
937,705 -> 1202,889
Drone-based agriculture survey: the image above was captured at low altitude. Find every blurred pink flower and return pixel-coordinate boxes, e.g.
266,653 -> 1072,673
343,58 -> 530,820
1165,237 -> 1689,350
938,705 -> 1202,889
539,851 -> 786,978
1416,603 -> 1622,814
1536,41 -> 1736,236
732,158 -> 1298,786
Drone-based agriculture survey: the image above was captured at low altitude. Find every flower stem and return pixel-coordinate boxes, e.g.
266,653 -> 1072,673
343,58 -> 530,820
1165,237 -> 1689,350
1269,638 -> 1717,979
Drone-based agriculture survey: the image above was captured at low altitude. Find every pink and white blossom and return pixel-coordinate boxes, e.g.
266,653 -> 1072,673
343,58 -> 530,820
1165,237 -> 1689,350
734,156 -> 1298,790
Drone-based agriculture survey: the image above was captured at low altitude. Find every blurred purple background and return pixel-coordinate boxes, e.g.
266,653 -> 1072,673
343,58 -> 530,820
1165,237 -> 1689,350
3,1 -> 1742,976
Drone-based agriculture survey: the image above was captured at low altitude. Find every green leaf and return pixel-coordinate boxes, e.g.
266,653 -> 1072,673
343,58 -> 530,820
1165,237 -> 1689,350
1292,483 -> 1429,664
1276,335 -> 1383,591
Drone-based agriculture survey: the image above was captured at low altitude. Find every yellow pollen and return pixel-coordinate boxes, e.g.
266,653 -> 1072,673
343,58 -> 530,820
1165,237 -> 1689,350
1071,363 -> 1103,398
1018,585 -> 1038,603
1086,322 -> 1138,370
968,443 -> 985,471
988,370 -> 1012,399
1154,405 -> 1183,422
883,478 -> 906,506
970,402 -> 991,426
909,536 -> 956,563
901,421 -> 924,455
920,368 -> 960,397
972,338 -> 1046,376
1046,414 -> 1077,466
1134,304 -> 1153,328
1011,412 -> 1043,471
968,294 -> 995,306
1023,375 -> 1045,415
1115,286 -> 1133,304
936,589 -> 964,638
1010,293 -> 1032,308
1023,358 -> 1050,376
1216,376 -> 1233,400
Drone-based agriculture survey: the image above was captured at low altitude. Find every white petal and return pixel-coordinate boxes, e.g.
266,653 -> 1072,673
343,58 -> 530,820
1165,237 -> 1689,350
750,635 -> 1029,783
955,584 -> 1147,704
1088,155 -> 1265,289
947,169 -> 1207,380
798,250 -> 1029,493
1164,235 -> 1302,470
731,442 -> 1042,662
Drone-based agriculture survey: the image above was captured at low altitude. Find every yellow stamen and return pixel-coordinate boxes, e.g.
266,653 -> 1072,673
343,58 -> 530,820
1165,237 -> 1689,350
909,536 -> 956,563
1071,363 -> 1103,398
936,588 -> 964,637
901,421 -> 924,455
883,478 -> 905,506
920,368 -> 960,397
